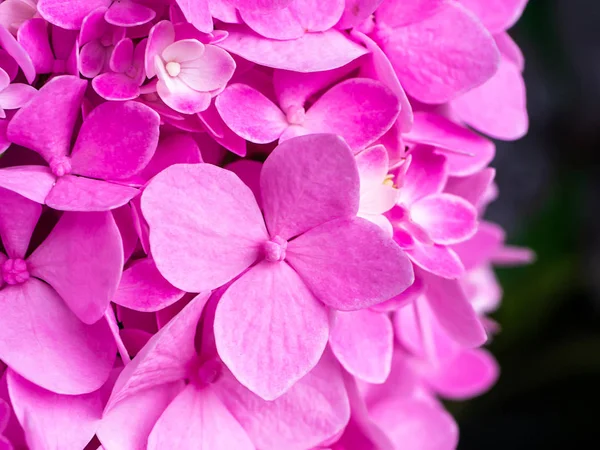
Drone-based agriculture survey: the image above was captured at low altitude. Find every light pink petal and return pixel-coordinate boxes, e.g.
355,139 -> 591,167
215,352 -> 350,450
179,45 -> 236,92
38,0 -> 111,29
45,175 -> 139,211
492,245 -> 535,266
423,272 -> 487,347
105,0 -> 156,27
215,83 -> 287,143
0,24 -> 35,83
227,0 -> 292,11
71,101 -> 160,181
337,0 -> 383,29
16,18 -> 54,74
7,370 -> 104,449
329,310 -> 393,383
240,7 -> 304,40
452,221 -> 504,271
218,24 -> 368,72
261,134 -> 360,239
0,188 -> 41,259
176,0 -> 213,33
113,258 -> 185,313
375,0 -> 444,28
28,211 -> 123,324
92,72 -> 141,101
405,240 -> 465,279
397,146 -> 448,205
107,292 -> 210,409
356,145 -> 398,216
156,76 -> 212,114
459,0 -> 527,33
425,348 -> 499,399
6,75 -> 87,162
444,168 -> 496,208
371,274 -> 424,312
0,83 -> 36,109
145,20 -> 175,79
0,165 -> 55,204
452,59 -> 528,141
0,279 -> 116,395
495,31 -> 525,71
379,1 -> 499,103
215,261 -> 329,400
148,385 -> 254,450
110,38 -> 134,73
98,382 -> 181,450
0,0 -> 37,35
141,163 -> 268,292
287,217 -> 414,311
161,39 -> 205,63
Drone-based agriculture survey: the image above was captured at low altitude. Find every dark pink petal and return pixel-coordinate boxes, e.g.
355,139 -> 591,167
7,75 -> 87,162
375,0 -> 444,28
287,217 -> 414,310
107,292 -> 210,409
137,133 -> 202,183
110,37 -> 134,73
261,134 -> 360,239
78,7 -> 109,46
337,0 -> 383,29
148,385 -> 254,449
113,258 -> 184,313
215,261 -> 329,400
28,211 -> 123,324
45,175 -> 139,211
0,68 -> 6,92
112,204 -> 138,261
105,0 -> 156,27
405,240 -> 465,279
397,147 -> 447,205
98,382 -> 181,450
216,83 -> 287,143
145,20 -> 174,78
305,79 -> 400,151
7,370 -> 104,449
0,166 -> 55,204
38,0 -> 111,29
0,188 -> 41,259
459,0 -> 527,33
142,163 -> 268,292
0,24 -> 35,83
92,72 -> 141,101
227,0 -> 292,11
224,159 -> 262,208
17,18 -> 54,74
215,353 -> 350,450
71,101 -> 160,181
379,1 -> 499,103
79,41 -> 109,78
0,279 -> 116,395
0,49 -> 19,81
176,0 -> 213,33
452,59 -> 528,141
218,24 -> 368,72
240,7 -> 304,40
0,83 -> 36,109
329,310 -> 393,383
198,103 -> 247,156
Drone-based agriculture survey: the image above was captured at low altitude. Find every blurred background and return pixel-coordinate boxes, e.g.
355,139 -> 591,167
453,0 -> 599,447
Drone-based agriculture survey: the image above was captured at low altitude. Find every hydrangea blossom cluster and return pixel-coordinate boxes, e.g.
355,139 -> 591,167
0,0 -> 533,448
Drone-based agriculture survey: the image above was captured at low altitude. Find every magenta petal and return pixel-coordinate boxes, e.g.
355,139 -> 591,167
305,79 -> 400,151
0,279 -> 116,395
218,24 -> 368,72
16,18 -> 54,74
0,166 -> 55,204
405,241 -> 465,279
240,6 -> 304,40
145,20 -> 174,78
7,370 -> 105,449
79,39 -> 108,78
337,0 -> 383,29
110,37 -> 134,73
71,101 -> 160,181
397,147 -> 447,205
261,134 -> 360,239
28,211 -> 123,324
451,221 -> 504,271
214,261 -> 329,400
176,0 -> 213,33
215,83 -> 287,144
6,75 -> 87,162
45,175 -> 139,212
142,163 -> 268,292
107,292 -> 210,409
92,72 -> 141,101
113,258 -> 184,313
329,310 -> 393,383
38,0 -> 111,29
0,188 -> 41,259
105,0 -> 156,27
444,168 -> 496,208
287,217 -> 414,310
459,0 -> 527,34
0,83 -> 36,109
376,0 -> 444,28
215,353 -> 350,450
148,385 -> 254,450
0,25 -> 35,83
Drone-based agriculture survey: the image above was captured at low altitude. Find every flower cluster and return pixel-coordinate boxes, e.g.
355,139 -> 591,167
0,0 -> 533,449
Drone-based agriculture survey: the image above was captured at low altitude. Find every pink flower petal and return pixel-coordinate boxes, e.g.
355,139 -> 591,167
0,48 -> 19,81
404,240 -> 465,279
375,0 -> 445,28
0,0 -> 37,35
145,20 -> 175,79
495,31 -> 524,71
261,134 -> 360,239
38,0 -> 111,29
459,0 -> 527,33
0,83 -> 36,109
379,1 -> 499,103
45,175 -> 139,211
218,24 -> 368,72
156,75 -> 212,114
28,211 -> 123,324
337,0 -> 383,29
148,385 -> 254,450
92,72 -> 141,101
228,0 -> 293,11
397,147 -> 447,205
78,7 -> 109,46
240,6 -> 304,40
215,260 -> 329,400
70,101 -> 160,181
179,44 -> 235,92
0,279 -> 116,394
105,0 -> 156,27
0,165 -> 55,204
142,163 -> 268,292
451,221 -> 504,271
110,37 -> 134,73
444,168 -> 496,208
329,310 -> 393,383
0,188 -> 41,259
356,145 -> 398,216
7,370 -> 105,449
16,18 -> 54,74
0,24 -> 35,83
176,0 -> 213,33
305,79 -> 400,151
79,39 -> 108,78
7,75 -> 86,162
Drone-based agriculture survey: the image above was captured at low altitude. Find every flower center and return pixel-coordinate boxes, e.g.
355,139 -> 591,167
264,235 -> 287,262
195,358 -> 223,387
285,105 -> 306,125
165,61 -> 181,77
1,259 -> 29,285
49,155 -> 72,177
